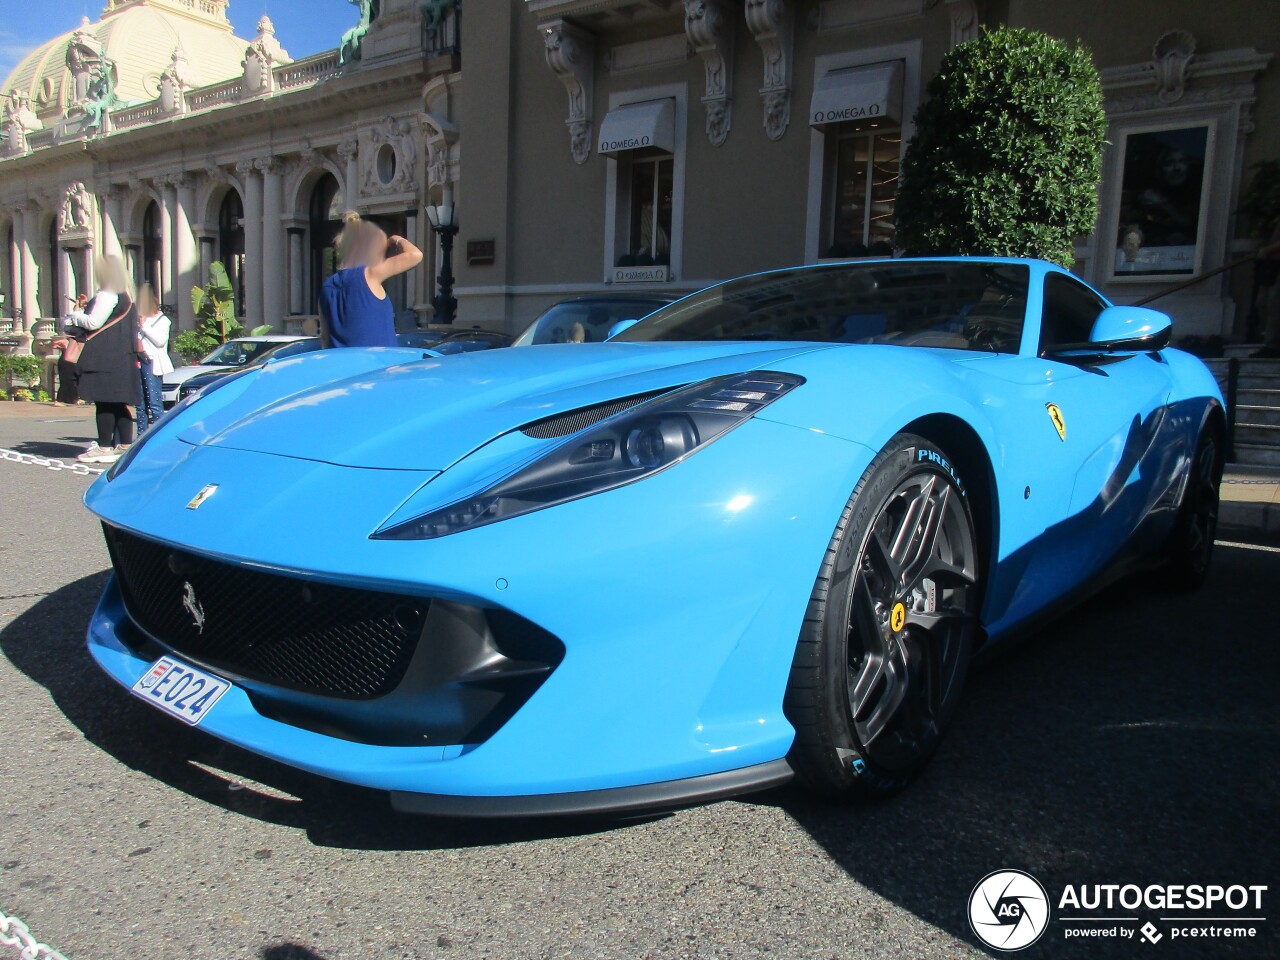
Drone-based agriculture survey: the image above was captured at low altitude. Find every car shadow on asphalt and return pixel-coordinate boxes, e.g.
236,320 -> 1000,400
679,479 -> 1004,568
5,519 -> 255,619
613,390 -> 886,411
747,540 -> 1280,958
0,572 -> 648,852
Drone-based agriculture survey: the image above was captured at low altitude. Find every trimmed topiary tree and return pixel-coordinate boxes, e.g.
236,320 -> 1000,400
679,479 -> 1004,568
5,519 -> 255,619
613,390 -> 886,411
894,27 -> 1107,267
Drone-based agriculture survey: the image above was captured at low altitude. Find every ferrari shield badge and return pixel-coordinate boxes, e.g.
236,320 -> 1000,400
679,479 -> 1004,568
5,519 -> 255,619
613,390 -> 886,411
1045,403 -> 1066,442
186,484 -> 219,510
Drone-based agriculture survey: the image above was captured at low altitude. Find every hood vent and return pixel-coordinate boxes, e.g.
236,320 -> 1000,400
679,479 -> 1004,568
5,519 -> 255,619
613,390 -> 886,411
520,389 -> 673,439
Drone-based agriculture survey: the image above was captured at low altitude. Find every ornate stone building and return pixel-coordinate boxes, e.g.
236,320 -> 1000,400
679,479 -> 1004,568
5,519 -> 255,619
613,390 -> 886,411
0,0 -> 461,341
3,0 -> 1276,344
455,0 -> 1275,338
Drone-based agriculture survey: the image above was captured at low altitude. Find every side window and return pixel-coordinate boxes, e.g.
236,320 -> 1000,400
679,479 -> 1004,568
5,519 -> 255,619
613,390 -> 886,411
1039,273 -> 1108,355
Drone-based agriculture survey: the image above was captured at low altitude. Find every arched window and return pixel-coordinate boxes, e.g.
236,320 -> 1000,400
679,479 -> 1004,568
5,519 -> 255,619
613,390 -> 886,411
142,201 -> 162,304
309,174 -> 343,314
218,190 -> 246,317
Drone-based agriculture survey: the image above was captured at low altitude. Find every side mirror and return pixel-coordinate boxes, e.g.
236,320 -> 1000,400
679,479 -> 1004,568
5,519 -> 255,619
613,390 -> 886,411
1089,305 -> 1172,352
606,318 -> 640,340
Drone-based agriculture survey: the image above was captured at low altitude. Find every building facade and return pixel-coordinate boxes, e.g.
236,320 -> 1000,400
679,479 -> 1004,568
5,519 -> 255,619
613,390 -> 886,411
457,0 -> 1276,339
2,0 -> 1276,347
0,0 -> 460,341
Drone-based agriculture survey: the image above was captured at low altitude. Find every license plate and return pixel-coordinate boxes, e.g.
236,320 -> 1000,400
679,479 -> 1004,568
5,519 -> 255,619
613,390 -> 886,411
131,656 -> 230,726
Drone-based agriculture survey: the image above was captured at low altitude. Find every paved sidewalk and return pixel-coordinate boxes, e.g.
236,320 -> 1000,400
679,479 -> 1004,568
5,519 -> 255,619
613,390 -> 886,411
1221,468 -> 1280,534
0,400 -> 94,420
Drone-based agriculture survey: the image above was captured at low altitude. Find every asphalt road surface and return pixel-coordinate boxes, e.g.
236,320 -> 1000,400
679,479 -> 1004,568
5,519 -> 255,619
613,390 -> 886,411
1,411 -> 1277,960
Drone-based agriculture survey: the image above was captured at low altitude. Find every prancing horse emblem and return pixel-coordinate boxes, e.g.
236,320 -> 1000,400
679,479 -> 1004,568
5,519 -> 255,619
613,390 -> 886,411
182,582 -> 206,634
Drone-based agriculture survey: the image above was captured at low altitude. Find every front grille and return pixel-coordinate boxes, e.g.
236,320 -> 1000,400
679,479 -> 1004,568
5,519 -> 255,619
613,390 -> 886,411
520,390 -> 670,439
103,524 -> 426,699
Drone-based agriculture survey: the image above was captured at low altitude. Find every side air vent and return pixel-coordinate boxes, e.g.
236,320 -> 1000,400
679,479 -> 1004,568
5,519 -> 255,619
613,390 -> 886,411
520,389 -> 673,439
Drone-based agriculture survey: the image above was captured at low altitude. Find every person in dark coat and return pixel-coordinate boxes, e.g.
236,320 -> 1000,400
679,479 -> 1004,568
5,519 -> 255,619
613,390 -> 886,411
65,254 -> 139,464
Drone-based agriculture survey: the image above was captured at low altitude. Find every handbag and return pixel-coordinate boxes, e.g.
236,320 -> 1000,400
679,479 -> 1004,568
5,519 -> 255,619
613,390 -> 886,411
59,337 -> 84,364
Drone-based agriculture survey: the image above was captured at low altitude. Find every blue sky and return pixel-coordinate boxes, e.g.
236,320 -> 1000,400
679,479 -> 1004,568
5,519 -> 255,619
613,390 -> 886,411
1,1 -> 362,85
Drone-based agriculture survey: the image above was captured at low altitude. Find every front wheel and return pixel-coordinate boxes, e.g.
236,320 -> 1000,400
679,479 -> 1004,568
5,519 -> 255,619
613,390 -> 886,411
785,434 -> 982,800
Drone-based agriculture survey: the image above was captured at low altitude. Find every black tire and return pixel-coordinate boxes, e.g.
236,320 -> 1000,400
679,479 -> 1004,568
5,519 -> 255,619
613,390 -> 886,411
785,433 -> 981,800
1164,428 -> 1221,592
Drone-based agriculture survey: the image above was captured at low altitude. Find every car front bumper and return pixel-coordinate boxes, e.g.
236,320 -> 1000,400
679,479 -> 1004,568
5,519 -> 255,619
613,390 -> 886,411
84,419 -> 876,812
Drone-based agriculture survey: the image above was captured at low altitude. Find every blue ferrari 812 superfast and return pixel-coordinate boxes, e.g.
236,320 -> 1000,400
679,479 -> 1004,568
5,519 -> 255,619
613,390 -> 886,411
84,258 -> 1223,815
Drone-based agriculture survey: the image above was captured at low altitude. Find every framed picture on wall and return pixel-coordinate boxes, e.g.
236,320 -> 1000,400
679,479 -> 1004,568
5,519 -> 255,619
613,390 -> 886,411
1110,124 -> 1213,280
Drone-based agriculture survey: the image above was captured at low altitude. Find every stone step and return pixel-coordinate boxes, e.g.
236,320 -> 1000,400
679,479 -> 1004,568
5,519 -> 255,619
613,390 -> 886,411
1233,423 -> 1280,447
1238,374 -> 1280,390
1232,442 -> 1280,468
1237,388 -> 1280,407
1223,343 -> 1272,359
1237,405 -> 1280,427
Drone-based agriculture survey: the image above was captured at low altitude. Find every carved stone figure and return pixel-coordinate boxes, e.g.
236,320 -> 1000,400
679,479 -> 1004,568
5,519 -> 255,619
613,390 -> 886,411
341,0 -> 381,66
419,0 -> 458,40
61,181 -> 93,232
159,49 -> 191,115
82,58 -> 122,134
2,91 -> 43,155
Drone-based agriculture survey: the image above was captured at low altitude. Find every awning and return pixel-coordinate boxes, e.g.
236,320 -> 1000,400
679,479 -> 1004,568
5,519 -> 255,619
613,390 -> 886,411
597,99 -> 675,154
809,61 -> 904,127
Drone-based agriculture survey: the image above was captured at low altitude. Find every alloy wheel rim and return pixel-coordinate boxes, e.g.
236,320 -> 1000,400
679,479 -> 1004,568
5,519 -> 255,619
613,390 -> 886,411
846,468 -> 978,771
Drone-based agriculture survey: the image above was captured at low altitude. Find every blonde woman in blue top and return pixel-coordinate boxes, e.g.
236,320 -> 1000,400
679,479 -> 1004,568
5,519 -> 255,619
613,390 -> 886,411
319,211 -> 423,348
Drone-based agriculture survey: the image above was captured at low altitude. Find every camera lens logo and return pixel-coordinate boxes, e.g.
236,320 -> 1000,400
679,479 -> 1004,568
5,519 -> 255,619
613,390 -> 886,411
969,870 -> 1050,951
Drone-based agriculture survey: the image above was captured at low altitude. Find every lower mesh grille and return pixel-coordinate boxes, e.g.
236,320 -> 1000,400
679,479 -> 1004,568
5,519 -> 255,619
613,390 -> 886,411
102,524 -> 425,699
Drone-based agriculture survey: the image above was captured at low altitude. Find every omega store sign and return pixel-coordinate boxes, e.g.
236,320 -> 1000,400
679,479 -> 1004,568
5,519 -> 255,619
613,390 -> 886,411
810,60 -> 904,128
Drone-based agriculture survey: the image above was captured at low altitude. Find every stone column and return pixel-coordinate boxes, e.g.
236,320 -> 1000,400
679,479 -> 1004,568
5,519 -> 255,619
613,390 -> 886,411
19,205 -> 39,333
337,140 -> 359,210
286,225 -> 306,315
99,186 -> 125,259
78,247 -> 93,297
120,241 -> 140,289
237,159 -> 264,324
159,180 -> 175,306
6,212 -> 20,321
258,157 -> 285,329
173,174 -> 198,330
196,232 -> 216,290
59,248 -> 76,307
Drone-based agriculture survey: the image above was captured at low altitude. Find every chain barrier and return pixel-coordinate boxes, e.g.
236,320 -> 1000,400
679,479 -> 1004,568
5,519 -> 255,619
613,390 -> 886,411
0,448 -> 104,477
0,910 -> 70,960
1223,478 -> 1276,485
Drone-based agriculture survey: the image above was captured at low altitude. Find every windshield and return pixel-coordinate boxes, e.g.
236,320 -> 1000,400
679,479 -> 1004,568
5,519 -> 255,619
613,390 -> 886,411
617,261 -> 1029,353
200,340 -> 283,366
513,299 -> 668,346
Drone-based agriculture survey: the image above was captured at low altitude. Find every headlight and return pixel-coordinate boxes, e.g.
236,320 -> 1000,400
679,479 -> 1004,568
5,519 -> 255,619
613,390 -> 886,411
106,367 -> 259,481
373,370 -> 804,540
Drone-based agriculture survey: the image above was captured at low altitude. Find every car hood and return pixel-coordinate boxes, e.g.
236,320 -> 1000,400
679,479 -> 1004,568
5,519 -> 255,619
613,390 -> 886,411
176,342 -> 832,471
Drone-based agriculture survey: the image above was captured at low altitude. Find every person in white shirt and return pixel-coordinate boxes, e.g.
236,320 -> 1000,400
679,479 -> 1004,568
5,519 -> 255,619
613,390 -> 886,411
135,283 -> 173,433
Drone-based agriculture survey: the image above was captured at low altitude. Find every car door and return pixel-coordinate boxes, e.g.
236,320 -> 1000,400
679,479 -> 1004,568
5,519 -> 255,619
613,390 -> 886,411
1020,272 -> 1176,611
